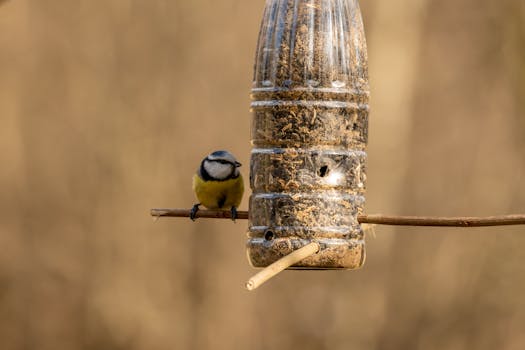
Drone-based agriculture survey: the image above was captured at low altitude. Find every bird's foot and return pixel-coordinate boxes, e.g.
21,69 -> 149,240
231,206 -> 238,222
190,204 -> 200,221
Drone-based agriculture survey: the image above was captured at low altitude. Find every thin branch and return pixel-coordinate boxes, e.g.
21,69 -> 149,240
151,208 -> 249,220
358,214 -> 525,227
245,242 -> 320,291
150,208 -> 525,227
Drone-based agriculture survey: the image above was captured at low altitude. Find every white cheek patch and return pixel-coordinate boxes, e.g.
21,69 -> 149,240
204,161 -> 232,180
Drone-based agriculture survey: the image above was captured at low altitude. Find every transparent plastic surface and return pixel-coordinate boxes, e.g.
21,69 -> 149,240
248,0 -> 369,269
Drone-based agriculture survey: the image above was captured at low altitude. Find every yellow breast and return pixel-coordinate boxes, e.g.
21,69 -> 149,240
192,174 -> 244,210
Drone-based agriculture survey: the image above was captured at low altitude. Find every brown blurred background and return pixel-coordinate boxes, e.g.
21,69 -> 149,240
1,0 -> 525,349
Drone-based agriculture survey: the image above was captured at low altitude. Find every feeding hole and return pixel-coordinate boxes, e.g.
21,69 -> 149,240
264,230 -> 274,241
318,165 -> 329,177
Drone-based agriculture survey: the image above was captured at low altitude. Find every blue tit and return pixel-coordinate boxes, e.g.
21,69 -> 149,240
191,150 -> 244,221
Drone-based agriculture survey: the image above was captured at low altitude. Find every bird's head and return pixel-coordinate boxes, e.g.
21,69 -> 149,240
200,150 -> 242,181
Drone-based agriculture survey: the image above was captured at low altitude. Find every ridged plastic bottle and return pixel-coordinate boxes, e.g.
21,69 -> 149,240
247,0 -> 369,269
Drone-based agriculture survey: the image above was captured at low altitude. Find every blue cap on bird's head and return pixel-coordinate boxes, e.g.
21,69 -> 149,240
210,150 -> 229,158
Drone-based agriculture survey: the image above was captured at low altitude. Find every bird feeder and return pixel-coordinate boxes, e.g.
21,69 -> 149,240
247,0 -> 369,269
151,0 -> 525,289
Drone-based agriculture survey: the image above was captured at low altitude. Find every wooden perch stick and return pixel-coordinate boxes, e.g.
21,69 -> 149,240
358,214 -> 525,227
151,208 -> 248,220
150,209 -> 525,227
245,242 -> 320,291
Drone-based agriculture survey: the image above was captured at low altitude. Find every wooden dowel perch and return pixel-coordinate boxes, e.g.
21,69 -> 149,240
150,209 -> 525,227
151,208 -> 249,220
245,242 -> 320,291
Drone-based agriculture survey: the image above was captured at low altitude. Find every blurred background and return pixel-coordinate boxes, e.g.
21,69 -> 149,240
1,0 -> 525,349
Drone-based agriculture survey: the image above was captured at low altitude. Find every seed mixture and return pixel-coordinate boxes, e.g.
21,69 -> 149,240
248,0 -> 369,269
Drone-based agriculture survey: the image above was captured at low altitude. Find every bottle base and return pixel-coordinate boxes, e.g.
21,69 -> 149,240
246,237 -> 365,270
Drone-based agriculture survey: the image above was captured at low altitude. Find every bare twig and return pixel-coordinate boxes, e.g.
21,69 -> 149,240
150,208 -> 525,227
245,242 -> 320,291
357,214 -> 525,227
151,208 -> 248,220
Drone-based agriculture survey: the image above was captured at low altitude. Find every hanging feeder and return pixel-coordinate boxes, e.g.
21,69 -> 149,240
150,0 -> 525,290
247,0 -> 369,269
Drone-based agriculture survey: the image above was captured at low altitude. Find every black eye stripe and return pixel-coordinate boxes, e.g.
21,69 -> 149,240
207,158 -> 234,166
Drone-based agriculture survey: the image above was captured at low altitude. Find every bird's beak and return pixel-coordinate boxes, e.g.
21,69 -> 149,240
235,161 -> 242,167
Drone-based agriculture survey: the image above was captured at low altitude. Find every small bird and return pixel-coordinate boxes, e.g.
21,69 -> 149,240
191,150 -> 244,221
